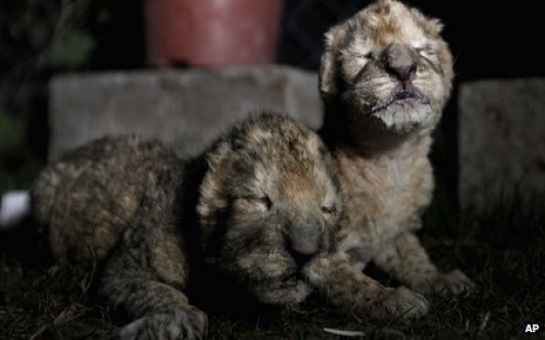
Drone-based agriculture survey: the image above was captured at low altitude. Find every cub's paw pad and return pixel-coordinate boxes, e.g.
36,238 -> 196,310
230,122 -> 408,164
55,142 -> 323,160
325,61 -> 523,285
376,286 -> 429,320
431,269 -> 474,296
119,307 -> 208,340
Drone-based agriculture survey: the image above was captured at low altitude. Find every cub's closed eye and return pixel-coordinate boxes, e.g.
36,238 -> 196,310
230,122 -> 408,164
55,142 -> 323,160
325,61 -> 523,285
250,195 -> 272,210
322,205 -> 338,215
341,52 -> 371,61
357,52 -> 372,60
416,45 -> 435,56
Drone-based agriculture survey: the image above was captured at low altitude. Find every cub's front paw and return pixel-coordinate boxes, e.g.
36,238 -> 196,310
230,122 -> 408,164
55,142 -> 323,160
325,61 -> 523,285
415,269 -> 474,296
119,307 -> 208,340
374,286 -> 429,320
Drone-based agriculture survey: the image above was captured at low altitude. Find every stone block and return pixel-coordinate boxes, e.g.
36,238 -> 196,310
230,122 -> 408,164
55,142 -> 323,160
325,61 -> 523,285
458,78 -> 545,210
49,66 -> 321,161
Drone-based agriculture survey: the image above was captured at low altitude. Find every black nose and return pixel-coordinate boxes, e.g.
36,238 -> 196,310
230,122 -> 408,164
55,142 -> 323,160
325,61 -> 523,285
384,43 -> 417,82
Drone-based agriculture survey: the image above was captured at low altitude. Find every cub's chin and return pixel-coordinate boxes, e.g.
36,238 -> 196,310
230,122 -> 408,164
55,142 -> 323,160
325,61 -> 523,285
368,88 -> 434,135
251,278 -> 311,306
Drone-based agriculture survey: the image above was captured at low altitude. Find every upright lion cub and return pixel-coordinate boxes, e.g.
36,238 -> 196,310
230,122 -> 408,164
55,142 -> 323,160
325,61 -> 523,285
318,0 -> 473,306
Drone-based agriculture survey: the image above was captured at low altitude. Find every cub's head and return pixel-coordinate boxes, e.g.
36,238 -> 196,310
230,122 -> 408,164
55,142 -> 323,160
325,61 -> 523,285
197,112 -> 341,306
320,0 -> 453,140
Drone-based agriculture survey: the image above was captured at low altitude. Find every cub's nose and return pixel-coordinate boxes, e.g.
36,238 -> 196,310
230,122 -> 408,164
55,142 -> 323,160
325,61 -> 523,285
383,43 -> 417,82
287,222 -> 321,266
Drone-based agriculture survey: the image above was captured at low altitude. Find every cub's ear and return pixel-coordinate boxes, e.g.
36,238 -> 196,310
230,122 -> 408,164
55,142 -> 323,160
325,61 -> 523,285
410,8 -> 444,36
197,141 -> 233,227
319,24 -> 347,101
377,0 -> 392,14
205,141 -> 233,172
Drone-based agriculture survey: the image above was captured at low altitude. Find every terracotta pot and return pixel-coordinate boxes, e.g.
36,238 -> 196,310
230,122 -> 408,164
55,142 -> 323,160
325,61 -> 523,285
144,0 -> 284,67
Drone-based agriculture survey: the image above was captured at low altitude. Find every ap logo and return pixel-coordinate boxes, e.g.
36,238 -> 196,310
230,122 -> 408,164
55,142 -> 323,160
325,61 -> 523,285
525,324 -> 540,333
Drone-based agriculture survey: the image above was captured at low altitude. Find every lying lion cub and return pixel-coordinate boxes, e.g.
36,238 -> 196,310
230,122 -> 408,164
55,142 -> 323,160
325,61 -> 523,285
30,112 -> 426,339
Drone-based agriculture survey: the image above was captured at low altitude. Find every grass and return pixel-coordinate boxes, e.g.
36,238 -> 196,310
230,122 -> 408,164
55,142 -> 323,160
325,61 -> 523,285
1,193 -> 544,340
0,110 -> 45,194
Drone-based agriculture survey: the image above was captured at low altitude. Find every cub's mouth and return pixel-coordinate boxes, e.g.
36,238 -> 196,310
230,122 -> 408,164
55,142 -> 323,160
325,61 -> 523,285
250,271 -> 311,305
371,86 -> 429,114
394,89 -> 421,102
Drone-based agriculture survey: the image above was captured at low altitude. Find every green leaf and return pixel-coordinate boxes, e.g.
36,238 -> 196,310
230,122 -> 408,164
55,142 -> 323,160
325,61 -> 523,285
38,30 -> 95,70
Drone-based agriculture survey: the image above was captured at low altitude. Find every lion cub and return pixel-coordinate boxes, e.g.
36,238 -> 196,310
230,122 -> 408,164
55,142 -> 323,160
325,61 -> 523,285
318,0 -> 474,309
30,112 -> 426,339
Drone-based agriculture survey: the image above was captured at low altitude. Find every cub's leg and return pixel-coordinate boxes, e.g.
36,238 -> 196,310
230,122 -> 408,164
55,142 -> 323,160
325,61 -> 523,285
100,184 -> 207,340
373,231 -> 474,296
304,253 -> 429,320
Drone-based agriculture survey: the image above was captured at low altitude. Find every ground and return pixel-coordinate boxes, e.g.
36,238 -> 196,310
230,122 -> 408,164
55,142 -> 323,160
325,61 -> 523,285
1,187 -> 544,339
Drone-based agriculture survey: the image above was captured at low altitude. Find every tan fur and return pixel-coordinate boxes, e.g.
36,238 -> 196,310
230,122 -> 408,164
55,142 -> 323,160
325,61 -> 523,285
30,112 -> 429,339
318,0 -> 474,315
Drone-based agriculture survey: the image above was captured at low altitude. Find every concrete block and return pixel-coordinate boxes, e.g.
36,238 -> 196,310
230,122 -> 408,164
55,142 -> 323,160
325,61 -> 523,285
49,66 -> 321,161
458,78 -> 545,210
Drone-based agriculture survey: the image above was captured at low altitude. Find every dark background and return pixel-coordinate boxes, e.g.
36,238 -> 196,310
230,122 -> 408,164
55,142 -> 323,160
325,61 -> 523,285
3,1 -> 540,82
86,0 -> 545,206
0,0 -> 543,203
83,0 -> 544,78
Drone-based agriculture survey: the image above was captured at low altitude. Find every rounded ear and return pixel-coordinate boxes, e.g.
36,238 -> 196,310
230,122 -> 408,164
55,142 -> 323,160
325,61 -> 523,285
319,25 -> 346,100
319,20 -> 352,100
410,8 -> 444,37
377,0 -> 392,14
197,141 -> 233,228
